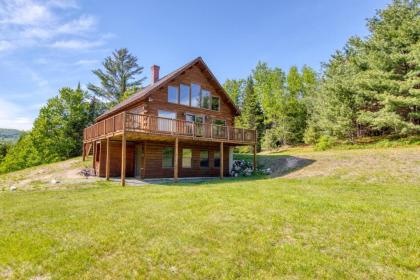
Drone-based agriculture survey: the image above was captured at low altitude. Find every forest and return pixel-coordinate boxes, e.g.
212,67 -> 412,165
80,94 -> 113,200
0,0 -> 418,174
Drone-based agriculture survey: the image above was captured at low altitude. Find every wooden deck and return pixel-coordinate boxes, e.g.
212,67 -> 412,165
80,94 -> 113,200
83,112 -> 257,145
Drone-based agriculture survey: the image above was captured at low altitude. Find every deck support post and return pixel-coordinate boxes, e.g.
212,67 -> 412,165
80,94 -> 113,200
220,142 -> 224,179
92,141 -> 96,175
174,137 -> 179,181
106,137 -> 110,180
253,144 -> 257,172
121,134 -> 126,187
82,143 -> 86,161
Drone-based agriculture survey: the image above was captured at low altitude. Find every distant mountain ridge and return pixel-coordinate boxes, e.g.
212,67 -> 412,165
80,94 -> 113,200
0,128 -> 23,142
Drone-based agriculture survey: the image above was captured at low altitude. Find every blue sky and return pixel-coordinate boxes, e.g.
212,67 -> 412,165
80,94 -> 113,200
0,0 -> 390,130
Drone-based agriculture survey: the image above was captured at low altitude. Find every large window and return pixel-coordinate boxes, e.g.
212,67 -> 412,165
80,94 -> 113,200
182,148 -> 192,168
180,84 -> 190,106
167,84 -> 219,111
214,151 -> 220,168
211,96 -> 220,111
162,147 -> 174,168
168,86 -> 178,103
191,83 -> 201,107
200,150 -> 209,168
201,89 -> 210,109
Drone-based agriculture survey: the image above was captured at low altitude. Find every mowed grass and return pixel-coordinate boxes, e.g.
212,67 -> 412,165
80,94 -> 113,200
1,147 -> 420,279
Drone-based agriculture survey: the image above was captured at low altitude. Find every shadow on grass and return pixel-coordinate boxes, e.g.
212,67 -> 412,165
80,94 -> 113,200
130,154 -> 316,187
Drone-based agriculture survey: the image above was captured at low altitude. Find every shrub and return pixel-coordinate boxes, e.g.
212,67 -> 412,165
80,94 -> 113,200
315,135 -> 337,151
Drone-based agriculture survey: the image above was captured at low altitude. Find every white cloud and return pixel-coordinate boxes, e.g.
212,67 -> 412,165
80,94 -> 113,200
56,15 -> 96,34
47,0 -> 78,9
0,0 -> 108,52
0,0 -> 54,26
74,59 -> 99,65
51,39 -> 104,49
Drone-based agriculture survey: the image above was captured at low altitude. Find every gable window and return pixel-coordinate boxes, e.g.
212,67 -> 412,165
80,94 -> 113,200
191,83 -> 201,107
168,86 -> 178,103
180,84 -> 190,106
162,147 -> 174,168
214,151 -> 220,168
211,96 -> 220,111
200,150 -> 209,168
201,89 -> 210,109
182,148 -> 192,168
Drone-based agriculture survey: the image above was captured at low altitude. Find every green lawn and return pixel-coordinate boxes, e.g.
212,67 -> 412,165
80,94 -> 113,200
1,147 -> 419,279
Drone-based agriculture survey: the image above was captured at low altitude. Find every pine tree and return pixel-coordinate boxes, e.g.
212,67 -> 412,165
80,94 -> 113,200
241,76 -> 265,151
88,48 -> 145,106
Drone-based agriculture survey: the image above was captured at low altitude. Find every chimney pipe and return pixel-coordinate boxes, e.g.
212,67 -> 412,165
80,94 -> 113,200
151,65 -> 160,84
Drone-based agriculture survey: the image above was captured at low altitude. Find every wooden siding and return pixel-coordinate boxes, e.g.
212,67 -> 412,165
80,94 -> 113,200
97,140 -> 135,177
147,64 -> 235,126
95,140 -> 230,179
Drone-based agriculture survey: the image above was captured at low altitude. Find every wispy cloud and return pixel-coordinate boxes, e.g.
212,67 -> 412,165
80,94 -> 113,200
50,39 -> 104,49
0,0 -> 109,52
74,59 -> 99,65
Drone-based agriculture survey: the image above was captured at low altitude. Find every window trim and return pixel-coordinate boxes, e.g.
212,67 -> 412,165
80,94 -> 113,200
162,147 -> 174,168
199,150 -> 209,168
167,85 -> 179,104
179,83 -> 191,106
213,150 -> 221,168
182,148 -> 192,168
201,89 -> 211,109
211,95 -> 220,112
190,83 -> 201,108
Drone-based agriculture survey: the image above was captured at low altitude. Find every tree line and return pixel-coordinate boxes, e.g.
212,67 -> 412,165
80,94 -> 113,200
224,0 -> 419,151
0,0 -> 418,173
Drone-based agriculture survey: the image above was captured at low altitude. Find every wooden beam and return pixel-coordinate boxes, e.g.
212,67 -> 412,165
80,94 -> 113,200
92,141 -> 96,175
82,143 -> 86,161
253,144 -> 257,172
106,137 -> 110,180
174,138 -> 179,181
121,134 -> 126,187
220,142 -> 224,179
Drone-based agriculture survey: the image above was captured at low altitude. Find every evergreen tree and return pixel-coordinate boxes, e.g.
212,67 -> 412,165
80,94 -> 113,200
241,76 -> 265,151
88,48 -> 145,106
223,79 -> 245,108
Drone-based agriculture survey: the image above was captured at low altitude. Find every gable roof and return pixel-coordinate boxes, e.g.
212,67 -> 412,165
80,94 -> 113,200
96,57 -> 240,122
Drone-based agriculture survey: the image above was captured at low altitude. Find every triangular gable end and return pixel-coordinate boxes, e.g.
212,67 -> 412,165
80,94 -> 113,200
96,57 -> 240,122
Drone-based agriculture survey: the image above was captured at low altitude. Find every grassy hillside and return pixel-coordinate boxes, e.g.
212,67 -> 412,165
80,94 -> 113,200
0,128 -> 23,143
0,146 -> 419,279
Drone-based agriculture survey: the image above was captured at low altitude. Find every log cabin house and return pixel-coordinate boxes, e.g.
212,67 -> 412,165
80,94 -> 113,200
82,57 -> 257,186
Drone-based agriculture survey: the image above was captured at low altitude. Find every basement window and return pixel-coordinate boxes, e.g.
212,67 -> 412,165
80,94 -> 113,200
214,151 -> 220,168
162,147 -> 174,168
200,150 -> 209,168
182,148 -> 192,168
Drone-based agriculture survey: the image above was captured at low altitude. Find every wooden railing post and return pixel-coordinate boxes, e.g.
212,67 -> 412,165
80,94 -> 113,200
121,133 -> 126,187
122,112 -> 126,133
174,137 -> 179,181
220,142 -> 224,179
106,137 -> 110,180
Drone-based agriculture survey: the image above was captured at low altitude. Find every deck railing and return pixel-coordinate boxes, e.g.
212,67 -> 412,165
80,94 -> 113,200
83,112 -> 256,144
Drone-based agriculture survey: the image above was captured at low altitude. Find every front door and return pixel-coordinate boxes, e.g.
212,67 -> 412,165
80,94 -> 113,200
134,144 -> 143,178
